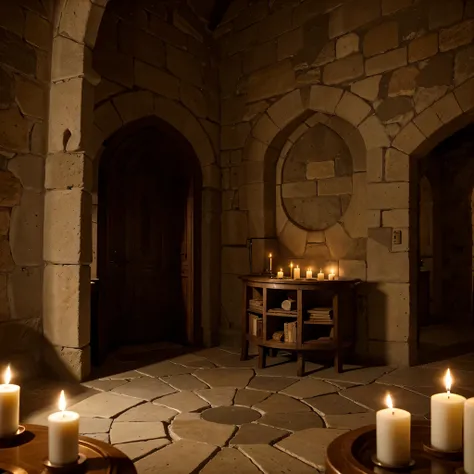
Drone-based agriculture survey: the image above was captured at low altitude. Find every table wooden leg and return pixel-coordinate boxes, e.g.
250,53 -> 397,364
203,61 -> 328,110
297,352 -> 305,377
240,338 -> 249,361
335,350 -> 343,373
258,346 -> 267,369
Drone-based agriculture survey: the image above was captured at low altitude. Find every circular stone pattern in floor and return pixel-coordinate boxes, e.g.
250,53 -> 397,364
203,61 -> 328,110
201,406 -> 261,425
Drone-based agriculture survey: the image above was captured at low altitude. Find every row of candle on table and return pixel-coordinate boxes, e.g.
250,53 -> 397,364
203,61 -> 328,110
269,254 -> 336,280
378,368 -> 474,472
0,365 -> 79,466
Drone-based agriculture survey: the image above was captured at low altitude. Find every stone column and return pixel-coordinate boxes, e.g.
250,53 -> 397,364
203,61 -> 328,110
44,1 -> 104,380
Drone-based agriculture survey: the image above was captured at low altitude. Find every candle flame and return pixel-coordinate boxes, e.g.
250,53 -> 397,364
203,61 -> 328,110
279,268 -> 283,272
290,262 -> 294,268
3,365 -> 11,385
320,268 -> 322,273
385,393 -> 393,410
296,265 -> 299,269
331,268 -> 335,274
445,368 -> 452,394
269,253 -> 272,258
58,390 -> 67,412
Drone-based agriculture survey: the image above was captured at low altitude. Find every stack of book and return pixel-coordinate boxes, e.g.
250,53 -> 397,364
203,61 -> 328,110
249,314 -> 263,338
267,308 -> 297,317
307,307 -> 333,323
284,321 -> 297,343
249,298 -> 263,314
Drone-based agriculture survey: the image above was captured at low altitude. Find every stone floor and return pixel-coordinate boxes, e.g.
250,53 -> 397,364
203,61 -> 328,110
21,346 -> 474,473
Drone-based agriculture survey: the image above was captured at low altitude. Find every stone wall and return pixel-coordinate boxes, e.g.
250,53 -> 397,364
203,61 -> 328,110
0,1 -> 52,378
217,0 -> 474,364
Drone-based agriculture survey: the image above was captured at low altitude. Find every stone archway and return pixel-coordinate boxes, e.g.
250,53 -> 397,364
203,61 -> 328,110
45,1 -> 219,379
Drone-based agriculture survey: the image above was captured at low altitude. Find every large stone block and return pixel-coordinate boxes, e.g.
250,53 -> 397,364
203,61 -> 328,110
44,264 -> 91,348
221,123 -> 251,150
282,181 -> 316,198
388,66 -> 419,97
45,152 -> 93,191
318,177 -> 352,195
44,189 -> 92,264
113,91 -> 154,124
454,77 -> 474,112
408,33 -> 438,63
10,190 -> 43,266
381,0 -> 413,16
365,48 -> 407,76
9,266 -> 42,320
368,283 -> 410,341
323,54 -> 364,85
0,29 -> 36,76
367,148 -> 383,183
382,209 -> 409,228
325,223 -> 354,259
59,0 -> 92,44
222,211 -> 248,246
439,19 -> 474,52
431,93 -> 462,125
52,36 -> 91,82
49,78 -> 94,153
335,92 -> 371,126
363,22 -> 399,58
329,0 -> 380,38
44,344 -> 91,382
414,85 -> 448,114
222,247 -> 250,275
279,220 -> 307,257
93,49 -> 134,88
8,154 -> 44,192
392,122 -> 425,155
0,238 -> 14,273
336,33 -> 359,59
243,41 -> 277,74
367,235 -> 409,282
0,106 -> 31,154
134,61 -> 179,99
167,45 -> 203,87
454,44 -> 474,85
181,83 -> 207,119
277,28 -> 304,60
385,148 -> 409,182
428,0 -> 463,30
416,55 -> 453,89
267,90 -> 304,130
309,85 -> 343,113
350,75 -> 381,102
0,2 -> 23,37
0,170 -> 22,207
339,259 -> 367,280
94,101 -> 122,138
341,173 -> 367,238
15,76 -> 46,120
358,115 -> 390,150
247,59 -> 295,102
252,114 -> 279,146
367,183 -> 409,209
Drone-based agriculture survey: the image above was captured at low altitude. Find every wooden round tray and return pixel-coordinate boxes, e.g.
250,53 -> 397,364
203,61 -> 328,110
0,424 -> 136,474
326,422 -> 463,474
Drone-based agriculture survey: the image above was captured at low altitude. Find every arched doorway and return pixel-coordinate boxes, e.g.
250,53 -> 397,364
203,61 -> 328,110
417,124 -> 474,361
93,117 -> 202,364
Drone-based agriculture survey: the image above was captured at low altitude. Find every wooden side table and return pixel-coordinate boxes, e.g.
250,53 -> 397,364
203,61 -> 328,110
240,275 -> 359,376
0,424 -> 136,474
326,422 -> 463,474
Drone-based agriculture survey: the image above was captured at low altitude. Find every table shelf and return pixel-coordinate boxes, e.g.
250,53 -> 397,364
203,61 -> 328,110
240,276 -> 359,376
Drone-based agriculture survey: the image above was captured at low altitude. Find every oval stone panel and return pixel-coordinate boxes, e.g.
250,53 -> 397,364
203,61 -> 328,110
281,124 -> 353,231
201,406 -> 261,425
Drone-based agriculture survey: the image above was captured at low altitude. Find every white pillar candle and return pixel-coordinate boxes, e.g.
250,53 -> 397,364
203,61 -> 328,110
0,365 -> 20,437
306,268 -> 312,279
376,394 -> 411,466
269,253 -> 272,272
317,269 -> 324,281
48,391 -> 80,465
464,398 -> 474,474
431,369 -> 465,452
293,265 -> 300,279
277,268 -> 284,279
328,268 -> 336,280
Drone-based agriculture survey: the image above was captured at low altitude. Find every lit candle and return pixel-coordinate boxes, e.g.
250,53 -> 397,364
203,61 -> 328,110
277,268 -> 284,279
376,394 -> 411,466
306,268 -> 312,279
48,391 -> 80,465
293,265 -> 300,279
0,365 -> 20,437
431,369 -> 465,452
465,398 -> 474,474
289,262 -> 294,279
269,253 -> 273,272
328,268 -> 336,280
317,269 -> 324,281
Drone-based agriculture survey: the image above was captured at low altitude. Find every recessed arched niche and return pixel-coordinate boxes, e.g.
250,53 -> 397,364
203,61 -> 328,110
281,123 -> 353,231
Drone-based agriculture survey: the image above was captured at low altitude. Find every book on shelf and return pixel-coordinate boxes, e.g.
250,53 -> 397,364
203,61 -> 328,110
249,314 -> 263,337
284,321 -> 297,343
267,308 -> 297,316
307,307 -> 333,321
249,298 -> 263,306
249,304 -> 263,314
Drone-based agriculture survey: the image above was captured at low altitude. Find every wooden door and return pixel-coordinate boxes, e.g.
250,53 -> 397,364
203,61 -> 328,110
96,121 -> 200,362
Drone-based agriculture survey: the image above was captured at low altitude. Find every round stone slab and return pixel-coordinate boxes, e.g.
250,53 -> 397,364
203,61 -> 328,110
201,406 -> 261,425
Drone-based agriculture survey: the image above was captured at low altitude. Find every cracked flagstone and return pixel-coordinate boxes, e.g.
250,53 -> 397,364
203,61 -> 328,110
324,412 -> 376,429
154,390 -> 210,412
99,370 -> 143,380
257,412 -> 324,431
114,439 -> 170,462
161,374 -> 209,391
134,440 -> 217,474
276,427 -> 348,470
234,388 -> 271,406
280,378 -> 339,399
239,444 -> 316,473
200,447 -> 262,474
111,377 -> 176,400
69,392 -> 142,418
230,422 -> 288,445
202,406 -> 261,425
85,432 -> 110,443
110,421 -> 167,444
137,361 -> 194,378
254,360 -> 323,377
82,379 -> 128,392
115,402 -> 178,422
196,368 -> 254,388
79,417 -> 112,434
310,365 -> 395,385
195,387 -> 236,406
254,394 -> 312,413
247,376 -> 296,392
170,414 -> 236,446
305,393 -> 367,415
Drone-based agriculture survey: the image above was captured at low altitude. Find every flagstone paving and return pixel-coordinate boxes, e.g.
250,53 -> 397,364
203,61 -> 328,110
20,347 -> 474,473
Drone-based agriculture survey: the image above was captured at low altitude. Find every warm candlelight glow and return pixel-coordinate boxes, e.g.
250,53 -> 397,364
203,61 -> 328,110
269,253 -> 272,258
279,268 -> 282,272
445,368 -> 452,395
308,267 -> 311,271
58,390 -> 67,412
296,265 -> 299,268
3,365 -> 11,385
290,262 -> 294,268
386,393 -> 393,410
